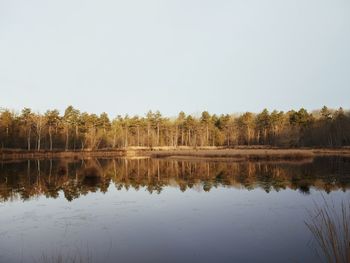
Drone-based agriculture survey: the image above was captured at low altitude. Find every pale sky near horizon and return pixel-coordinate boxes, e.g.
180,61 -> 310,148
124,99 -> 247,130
0,0 -> 349,117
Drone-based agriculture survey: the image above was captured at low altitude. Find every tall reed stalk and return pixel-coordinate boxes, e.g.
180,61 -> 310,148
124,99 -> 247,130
305,198 -> 350,263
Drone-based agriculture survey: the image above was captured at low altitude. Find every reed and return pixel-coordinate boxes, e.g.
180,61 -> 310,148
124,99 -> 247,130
38,250 -> 92,263
305,198 -> 350,263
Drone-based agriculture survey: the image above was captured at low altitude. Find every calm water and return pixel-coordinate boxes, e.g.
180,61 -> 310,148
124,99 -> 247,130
0,157 -> 350,263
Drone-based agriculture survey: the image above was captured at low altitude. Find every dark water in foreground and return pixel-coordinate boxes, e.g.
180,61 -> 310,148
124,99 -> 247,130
0,157 -> 350,263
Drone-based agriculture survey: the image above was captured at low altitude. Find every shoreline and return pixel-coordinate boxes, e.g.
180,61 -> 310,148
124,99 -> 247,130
1,147 -> 350,161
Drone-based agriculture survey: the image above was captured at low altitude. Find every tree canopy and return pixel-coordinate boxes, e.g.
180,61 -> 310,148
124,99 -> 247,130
0,106 -> 349,150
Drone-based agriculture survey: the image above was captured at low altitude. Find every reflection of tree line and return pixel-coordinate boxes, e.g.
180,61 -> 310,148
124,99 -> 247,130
0,157 -> 349,202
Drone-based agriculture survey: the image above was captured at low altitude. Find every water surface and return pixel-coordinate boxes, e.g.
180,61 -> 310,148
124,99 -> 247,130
0,157 -> 349,263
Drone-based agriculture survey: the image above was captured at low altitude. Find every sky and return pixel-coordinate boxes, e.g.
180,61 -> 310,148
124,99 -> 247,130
0,0 -> 349,117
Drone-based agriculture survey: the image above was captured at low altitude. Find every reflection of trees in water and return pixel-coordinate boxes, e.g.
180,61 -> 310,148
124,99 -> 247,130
0,157 -> 350,201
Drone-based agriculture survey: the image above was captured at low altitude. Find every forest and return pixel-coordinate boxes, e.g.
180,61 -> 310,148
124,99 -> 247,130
0,106 -> 349,151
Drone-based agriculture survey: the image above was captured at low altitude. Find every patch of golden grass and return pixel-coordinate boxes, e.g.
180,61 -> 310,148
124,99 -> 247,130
149,148 -> 315,161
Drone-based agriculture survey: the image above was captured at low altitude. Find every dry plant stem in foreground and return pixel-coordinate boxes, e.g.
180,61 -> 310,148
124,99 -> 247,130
306,198 -> 350,263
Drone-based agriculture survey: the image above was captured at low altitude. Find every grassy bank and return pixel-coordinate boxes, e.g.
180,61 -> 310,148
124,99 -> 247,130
1,147 -> 350,161
0,149 -> 128,160
148,148 -> 315,161
149,148 -> 350,161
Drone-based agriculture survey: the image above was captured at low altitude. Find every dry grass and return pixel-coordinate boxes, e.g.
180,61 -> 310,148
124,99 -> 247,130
1,147 -> 350,161
159,155 -> 314,164
38,254 -> 91,263
148,148 -> 315,161
313,149 -> 350,157
0,149 -> 126,160
305,198 -> 350,263
37,248 -> 92,263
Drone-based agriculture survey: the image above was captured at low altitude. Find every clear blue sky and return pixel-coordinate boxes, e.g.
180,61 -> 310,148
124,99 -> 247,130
0,0 -> 349,117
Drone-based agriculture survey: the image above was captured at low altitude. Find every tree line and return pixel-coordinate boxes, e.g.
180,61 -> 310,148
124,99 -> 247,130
0,106 -> 349,150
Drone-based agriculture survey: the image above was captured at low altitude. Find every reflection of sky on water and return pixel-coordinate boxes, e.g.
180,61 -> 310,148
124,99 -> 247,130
1,183 -> 349,263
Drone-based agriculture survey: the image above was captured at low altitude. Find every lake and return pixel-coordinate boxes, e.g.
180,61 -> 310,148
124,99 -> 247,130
0,157 -> 349,263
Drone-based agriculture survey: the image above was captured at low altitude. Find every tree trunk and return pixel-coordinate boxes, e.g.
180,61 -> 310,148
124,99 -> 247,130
65,128 -> 69,151
125,127 -> 128,148
157,123 -> 160,146
113,130 -> 117,148
227,130 -> 230,146
181,130 -> 184,146
74,126 -> 79,150
147,124 -> 150,147
37,133 -> 41,151
175,126 -> 178,147
206,124 -> 209,146
247,127 -> 251,145
27,127 -> 31,151
188,130 -> 191,146
49,126 -> 53,151
137,126 -> 140,146
35,118 -> 42,151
